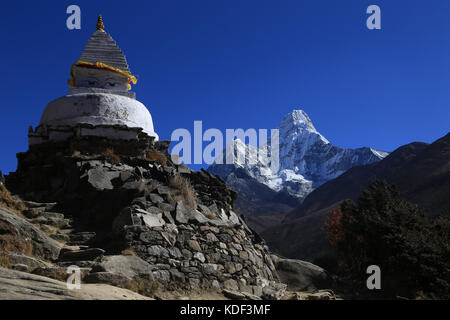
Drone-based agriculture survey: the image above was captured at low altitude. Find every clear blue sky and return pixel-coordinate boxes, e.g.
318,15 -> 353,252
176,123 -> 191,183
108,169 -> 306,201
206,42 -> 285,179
0,0 -> 449,173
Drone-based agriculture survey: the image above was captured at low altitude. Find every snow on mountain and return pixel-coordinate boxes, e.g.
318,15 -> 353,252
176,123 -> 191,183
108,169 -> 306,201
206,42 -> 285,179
208,109 -> 389,201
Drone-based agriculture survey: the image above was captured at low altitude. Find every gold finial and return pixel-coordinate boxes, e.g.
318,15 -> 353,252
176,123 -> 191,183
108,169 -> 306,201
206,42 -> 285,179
96,15 -> 105,30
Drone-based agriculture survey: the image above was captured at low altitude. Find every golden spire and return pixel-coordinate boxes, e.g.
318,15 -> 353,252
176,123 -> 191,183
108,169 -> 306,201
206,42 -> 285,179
96,15 -> 105,31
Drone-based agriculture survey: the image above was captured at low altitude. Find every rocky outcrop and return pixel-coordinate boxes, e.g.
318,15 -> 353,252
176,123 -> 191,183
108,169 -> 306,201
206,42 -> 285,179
0,267 -> 151,300
90,255 -> 154,280
0,206 -> 62,262
272,256 -> 330,291
4,135 -> 283,299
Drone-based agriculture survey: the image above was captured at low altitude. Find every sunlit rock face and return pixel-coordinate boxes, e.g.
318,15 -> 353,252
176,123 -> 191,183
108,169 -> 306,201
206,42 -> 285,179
29,18 -> 158,146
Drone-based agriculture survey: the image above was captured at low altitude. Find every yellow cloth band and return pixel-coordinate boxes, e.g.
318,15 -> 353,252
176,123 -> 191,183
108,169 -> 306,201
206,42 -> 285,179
67,60 -> 137,90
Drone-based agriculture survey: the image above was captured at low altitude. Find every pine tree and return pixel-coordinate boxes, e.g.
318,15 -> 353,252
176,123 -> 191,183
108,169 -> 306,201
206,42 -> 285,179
326,180 -> 450,299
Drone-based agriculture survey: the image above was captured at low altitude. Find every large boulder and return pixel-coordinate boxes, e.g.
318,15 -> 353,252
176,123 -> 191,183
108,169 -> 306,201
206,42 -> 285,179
0,267 -> 151,300
0,206 -> 62,262
91,255 -> 154,280
3,252 -> 51,269
274,257 -> 330,291
262,282 -> 287,300
84,167 -> 120,191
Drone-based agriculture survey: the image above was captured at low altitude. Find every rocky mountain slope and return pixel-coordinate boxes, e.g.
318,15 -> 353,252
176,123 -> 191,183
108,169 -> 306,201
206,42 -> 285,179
0,170 -> 334,300
0,113 -> 344,301
3,136 -> 286,298
262,132 -> 450,261
287,132 -> 450,220
208,110 -> 388,223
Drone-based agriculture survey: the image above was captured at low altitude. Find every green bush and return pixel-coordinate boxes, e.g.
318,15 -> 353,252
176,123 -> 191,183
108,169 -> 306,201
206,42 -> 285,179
326,180 -> 450,299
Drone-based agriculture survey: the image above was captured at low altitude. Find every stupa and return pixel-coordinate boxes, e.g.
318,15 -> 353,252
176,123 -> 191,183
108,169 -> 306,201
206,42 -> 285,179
29,15 -> 158,146
4,16 -> 285,299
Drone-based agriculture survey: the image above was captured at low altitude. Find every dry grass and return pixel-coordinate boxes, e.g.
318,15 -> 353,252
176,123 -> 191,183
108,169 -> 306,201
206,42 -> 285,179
121,248 -> 136,256
102,149 -> 121,164
46,269 -> 68,282
170,175 -> 197,209
117,278 -> 161,298
0,184 -> 26,214
0,252 -> 11,268
146,150 -> 167,166
201,207 -> 217,220
0,185 -> 36,259
0,220 -> 34,256
72,150 -> 81,158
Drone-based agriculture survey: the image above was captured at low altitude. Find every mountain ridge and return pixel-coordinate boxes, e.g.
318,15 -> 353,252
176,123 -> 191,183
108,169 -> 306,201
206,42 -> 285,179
262,132 -> 450,261
208,109 -> 388,218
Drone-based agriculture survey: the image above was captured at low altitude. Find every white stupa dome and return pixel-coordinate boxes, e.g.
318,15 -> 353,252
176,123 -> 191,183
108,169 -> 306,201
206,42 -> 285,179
40,93 -> 158,138
30,15 -> 158,145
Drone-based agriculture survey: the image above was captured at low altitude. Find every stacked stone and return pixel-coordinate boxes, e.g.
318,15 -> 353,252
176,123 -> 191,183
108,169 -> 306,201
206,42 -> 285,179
5,137 -> 282,297
107,154 -> 278,292
117,194 -> 277,293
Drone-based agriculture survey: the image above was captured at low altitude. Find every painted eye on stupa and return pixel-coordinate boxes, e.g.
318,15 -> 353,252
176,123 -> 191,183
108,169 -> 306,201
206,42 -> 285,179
88,81 -> 97,86
107,82 -> 116,87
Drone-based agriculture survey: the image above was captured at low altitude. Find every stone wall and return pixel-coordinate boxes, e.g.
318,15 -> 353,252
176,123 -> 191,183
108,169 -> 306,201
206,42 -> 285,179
29,123 -> 153,147
5,135 -> 281,295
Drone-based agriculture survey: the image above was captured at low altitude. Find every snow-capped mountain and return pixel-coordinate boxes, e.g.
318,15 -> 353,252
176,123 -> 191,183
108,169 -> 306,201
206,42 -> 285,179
208,110 -> 389,205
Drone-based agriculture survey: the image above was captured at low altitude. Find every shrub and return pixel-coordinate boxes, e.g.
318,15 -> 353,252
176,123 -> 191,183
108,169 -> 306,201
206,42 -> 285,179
170,175 -> 197,209
146,150 -> 167,166
101,149 -> 120,164
325,180 -> 450,299
72,150 -> 81,158
121,248 -> 136,256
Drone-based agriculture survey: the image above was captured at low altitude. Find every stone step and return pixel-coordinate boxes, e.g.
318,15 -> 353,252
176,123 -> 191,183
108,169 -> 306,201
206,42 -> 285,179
32,266 -> 91,280
58,247 -> 105,262
31,216 -> 71,229
67,231 -> 97,245
23,201 -> 57,210
56,260 -> 98,268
